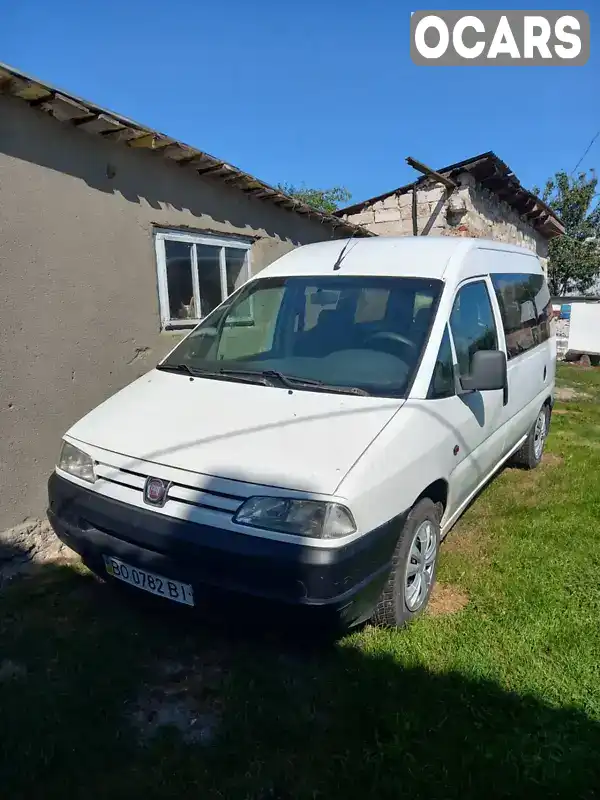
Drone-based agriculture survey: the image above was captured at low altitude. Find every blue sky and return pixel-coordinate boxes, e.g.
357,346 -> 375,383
2,0 -> 599,207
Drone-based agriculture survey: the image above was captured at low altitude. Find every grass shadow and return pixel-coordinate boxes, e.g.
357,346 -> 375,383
1,562 -> 599,800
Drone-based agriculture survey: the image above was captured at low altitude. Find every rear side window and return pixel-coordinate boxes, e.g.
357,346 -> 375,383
491,273 -> 552,359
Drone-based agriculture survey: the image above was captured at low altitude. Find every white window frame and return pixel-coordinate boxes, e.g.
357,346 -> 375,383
154,228 -> 252,329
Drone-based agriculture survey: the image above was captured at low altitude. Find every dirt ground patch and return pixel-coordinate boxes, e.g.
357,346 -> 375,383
0,519 -> 78,589
555,386 -> 591,402
443,520 -> 491,563
427,582 -> 469,616
542,453 -> 564,467
129,649 -> 228,746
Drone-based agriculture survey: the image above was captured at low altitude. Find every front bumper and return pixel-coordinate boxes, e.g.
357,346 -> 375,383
47,472 -> 402,628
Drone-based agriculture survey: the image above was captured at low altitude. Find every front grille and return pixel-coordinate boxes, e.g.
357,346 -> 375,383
94,463 -> 243,515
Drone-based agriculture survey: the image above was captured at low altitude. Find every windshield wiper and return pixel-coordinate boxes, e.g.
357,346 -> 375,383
157,363 -> 271,386
216,368 -> 272,385
260,370 -> 370,396
156,363 -> 198,377
157,364 -> 369,395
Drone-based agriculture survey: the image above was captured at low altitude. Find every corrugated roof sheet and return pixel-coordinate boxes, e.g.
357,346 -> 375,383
0,62 -> 372,239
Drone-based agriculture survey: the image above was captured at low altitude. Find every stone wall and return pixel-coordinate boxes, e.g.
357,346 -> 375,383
342,173 -> 550,273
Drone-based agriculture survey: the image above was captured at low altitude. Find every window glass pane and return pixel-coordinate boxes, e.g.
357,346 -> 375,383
197,244 -> 223,316
297,281 -> 439,358
412,291 -> 435,340
491,273 -> 549,358
355,288 -> 389,323
303,287 -> 341,331
450,281 -> 497,377
164,275 -> 443,398
428,326 -> 455,399
414,292 -> 434,314
225,247 -> 248,296
530,274 -> 552,343
165,240 -> 195,321
216,286 -> 285,360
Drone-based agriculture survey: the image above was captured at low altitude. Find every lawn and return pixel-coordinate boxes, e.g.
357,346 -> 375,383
1,363 -> 599,800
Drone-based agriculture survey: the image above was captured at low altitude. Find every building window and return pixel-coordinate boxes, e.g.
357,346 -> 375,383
154,229 -> 252,328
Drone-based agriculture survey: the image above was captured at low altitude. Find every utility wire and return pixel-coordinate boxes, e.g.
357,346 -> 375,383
571,129 -> 600,175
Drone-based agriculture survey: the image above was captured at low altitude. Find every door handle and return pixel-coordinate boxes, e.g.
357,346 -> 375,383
543,366 -> 547,380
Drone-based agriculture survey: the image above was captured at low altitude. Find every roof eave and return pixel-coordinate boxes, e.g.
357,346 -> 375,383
0,62 -> 372,239
336,151 -> 564,239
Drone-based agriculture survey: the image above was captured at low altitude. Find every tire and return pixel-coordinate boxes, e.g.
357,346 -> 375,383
511,403 -> 550,470
371,498 -> 441,628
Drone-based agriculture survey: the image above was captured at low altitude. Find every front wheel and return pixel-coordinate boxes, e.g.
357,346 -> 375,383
371,498 -> 441,628
512,404 -> 550,470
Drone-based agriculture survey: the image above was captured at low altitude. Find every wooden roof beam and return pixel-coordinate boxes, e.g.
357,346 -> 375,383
162,144 -> 200,162
40,93 -> 93,122
406,156 -> 457,192
194,163 -> 227,176
524,206 -> 546,221
76,113 -> 126,135
127,132 -> 173,150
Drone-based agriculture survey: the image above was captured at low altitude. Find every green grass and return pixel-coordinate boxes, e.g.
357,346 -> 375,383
2,362 -> 600,799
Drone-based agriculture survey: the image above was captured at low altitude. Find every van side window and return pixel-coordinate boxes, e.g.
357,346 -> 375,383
450,281 -> 498,378
491,273 -> 551,359
530,274 -> 552,343
428,326 -> 455,399
534,276 -> 553,343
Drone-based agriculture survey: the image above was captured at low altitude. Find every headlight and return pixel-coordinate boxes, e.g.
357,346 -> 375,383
57,441 -> 96,483
233,497 -> 356,539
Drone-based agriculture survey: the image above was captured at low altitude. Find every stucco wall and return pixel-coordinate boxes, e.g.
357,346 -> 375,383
342,173 -> 550,272
0,95 -> 343,531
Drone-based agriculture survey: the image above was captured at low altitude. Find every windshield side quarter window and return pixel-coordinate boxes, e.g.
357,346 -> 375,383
427,326 -> 455,399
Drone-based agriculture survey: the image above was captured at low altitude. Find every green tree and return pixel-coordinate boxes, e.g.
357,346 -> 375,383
533,170 -> 600,296
276,183 -> 351,214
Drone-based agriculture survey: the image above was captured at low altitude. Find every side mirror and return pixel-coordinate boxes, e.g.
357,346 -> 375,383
459,350 -> 507,393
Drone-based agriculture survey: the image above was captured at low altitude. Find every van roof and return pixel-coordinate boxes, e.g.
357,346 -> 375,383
258,236 -> 540,281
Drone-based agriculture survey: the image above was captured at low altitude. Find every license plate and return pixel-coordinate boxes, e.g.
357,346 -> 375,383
103,556 -> 194,606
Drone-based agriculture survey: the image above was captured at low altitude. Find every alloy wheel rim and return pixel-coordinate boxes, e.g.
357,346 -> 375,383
533,409 -> 547,461
404,520 -> 438,612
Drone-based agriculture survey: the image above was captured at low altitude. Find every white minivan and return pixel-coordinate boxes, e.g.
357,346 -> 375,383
48,236 -> 555,629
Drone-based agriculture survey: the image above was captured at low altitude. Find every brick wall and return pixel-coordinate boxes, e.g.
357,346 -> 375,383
341,173 -> 550,273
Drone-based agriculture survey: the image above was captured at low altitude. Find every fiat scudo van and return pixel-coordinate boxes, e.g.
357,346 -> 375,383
48,236 -> 555,628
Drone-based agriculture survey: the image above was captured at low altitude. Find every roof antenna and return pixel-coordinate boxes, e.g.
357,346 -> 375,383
332,229 -> 360,271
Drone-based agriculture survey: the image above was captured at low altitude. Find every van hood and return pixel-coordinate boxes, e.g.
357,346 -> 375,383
66,370 -> 404,495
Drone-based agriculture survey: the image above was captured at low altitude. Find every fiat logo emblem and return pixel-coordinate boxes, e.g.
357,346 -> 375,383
143,477 -> 170,507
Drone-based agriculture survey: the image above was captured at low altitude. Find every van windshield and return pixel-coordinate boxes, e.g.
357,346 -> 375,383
159,275 -> 443,397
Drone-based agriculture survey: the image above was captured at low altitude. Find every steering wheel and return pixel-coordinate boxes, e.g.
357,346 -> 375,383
365,331 -> 417,351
